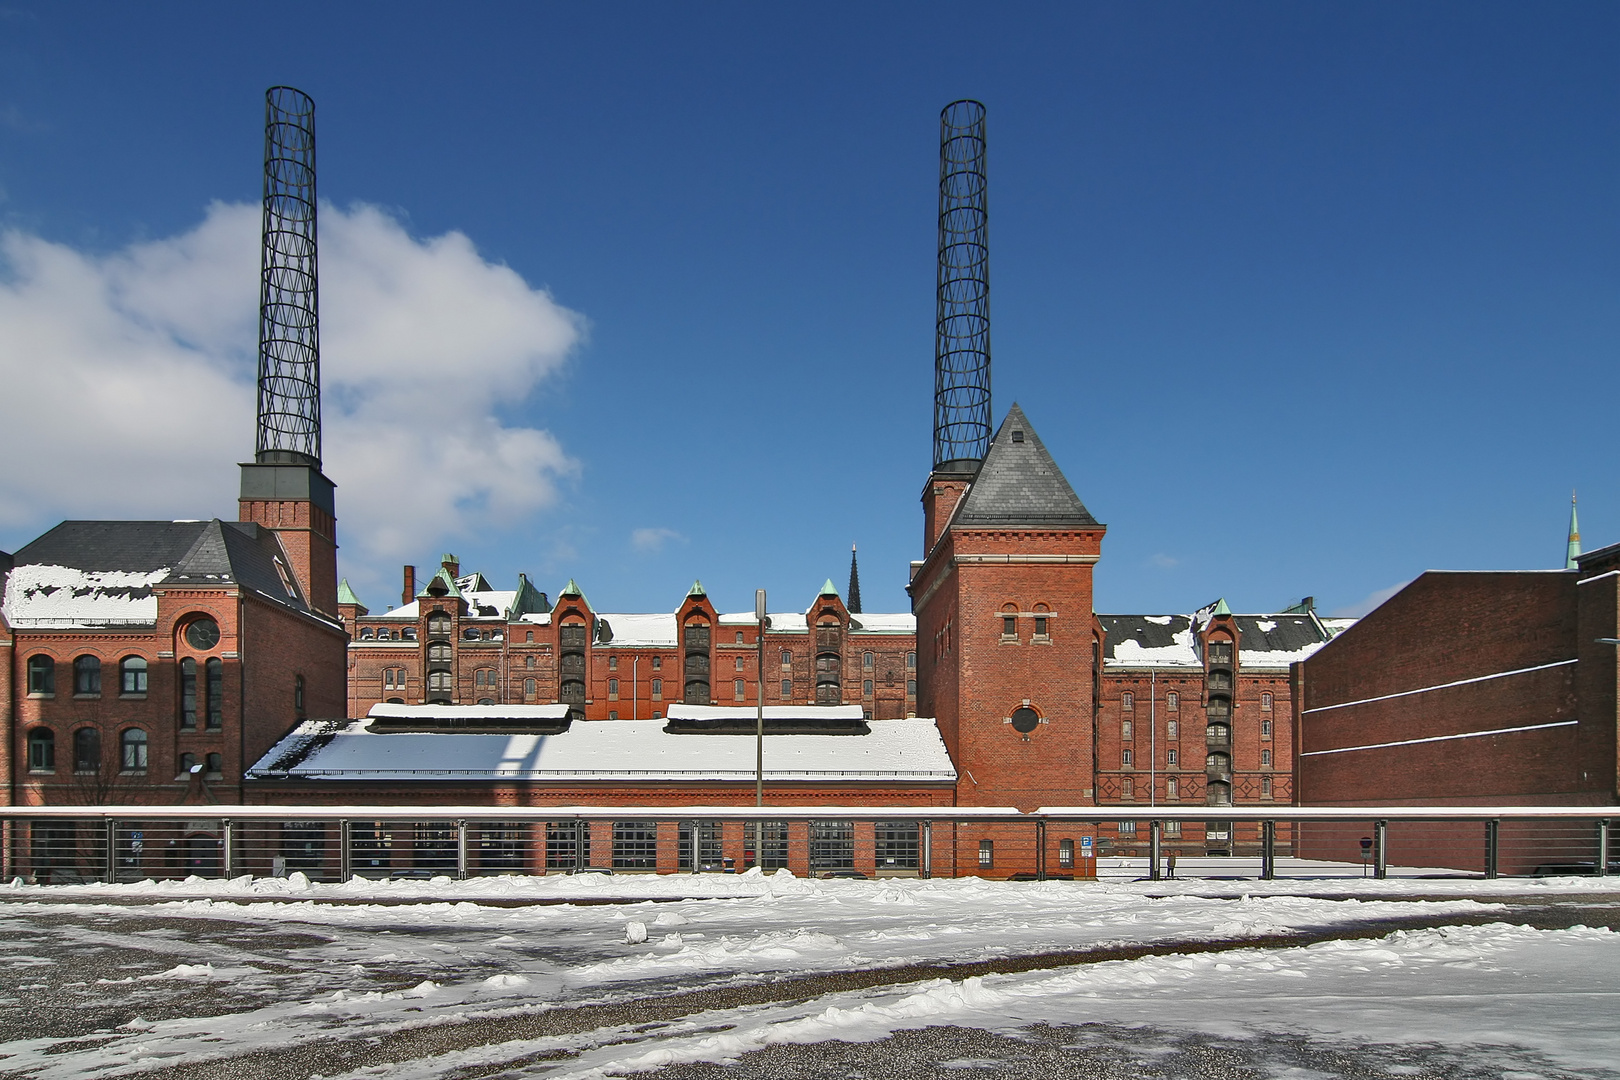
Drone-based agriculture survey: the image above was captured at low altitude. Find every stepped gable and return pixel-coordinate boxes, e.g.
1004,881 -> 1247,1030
952,403 -> 1099,528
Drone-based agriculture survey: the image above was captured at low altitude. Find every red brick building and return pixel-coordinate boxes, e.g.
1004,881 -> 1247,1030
0,459 -> 347,807
1295,545 -> 1620,809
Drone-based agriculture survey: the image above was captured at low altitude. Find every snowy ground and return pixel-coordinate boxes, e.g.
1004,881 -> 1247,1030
2,869 -> 1618,1078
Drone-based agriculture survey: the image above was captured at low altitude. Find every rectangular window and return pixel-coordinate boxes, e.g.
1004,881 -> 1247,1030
608,678 -> 619,699
1002,616 -> 1017,638
612,821 -> 658,869
1208,641 -> 1233,664
1261,749 -> 1272,767
874,821 -> 919,871
1164,820 -> 1182,836
546,821 -> 590,870
608,656 -> 618,671
524,677 -> 536,696
1167,776 -> 1180,800
906,652 -> 916,670
1261,691 -> 1273,710
809,820 -> 856,873
1058,838 -> 1074,868
735,656 -> 745,672
180,659 -> 197,729
1121,748 -> 1133,766
781,650 -> 793,668
1122,691 -> 1134,711
906,679 -> 917,697
1167,719 -> 1179,739
1034,616 -> 1048,637
1121,776 -> 1134,798
1261,719 -> 1273,738
1167,748 -> 1178,766
734,679 -> 745,700
652,656 -> 661,670
1122,719 -> 1133,740
863,679 -> 873,697
862,652 -> 874,670
1118,820 -> 1137,836
781,679 -> 792,698
205,659 -> 223,729
1261,776 -> 1274,799
608,710 -> 618,720
978,839 -> 993,869
1167,691 -> 1179,711
651,678 -> 663,700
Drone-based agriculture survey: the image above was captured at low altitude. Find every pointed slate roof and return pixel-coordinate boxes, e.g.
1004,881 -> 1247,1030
952,404 -> 1099,528
819,578 -> 839,597
687,580 -> 707,598
337,579 -> 365,609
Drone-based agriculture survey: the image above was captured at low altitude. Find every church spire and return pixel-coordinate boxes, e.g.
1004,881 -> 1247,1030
1567,491 -> 1582,570
847,544 -> 862,614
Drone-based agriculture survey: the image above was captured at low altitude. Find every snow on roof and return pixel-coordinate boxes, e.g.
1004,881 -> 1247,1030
849,613 -> 916,634
764,612 -> 809,634
368,703 -> 571,721
379,588 -> 518,621
2,563 -> 169,627
1101,615 -> 1202,669
595,613 -> 677,648
249,714 -> 957,782
666,704 -> 867,722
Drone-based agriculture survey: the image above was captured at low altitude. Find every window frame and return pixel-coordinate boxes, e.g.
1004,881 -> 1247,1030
73,655 -> 102,696
120,656 -> 148,695
121,728 -> 149,772
26,655 -> 55,696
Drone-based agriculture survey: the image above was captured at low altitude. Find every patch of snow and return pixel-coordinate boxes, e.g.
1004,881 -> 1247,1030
2,563 -> 170,626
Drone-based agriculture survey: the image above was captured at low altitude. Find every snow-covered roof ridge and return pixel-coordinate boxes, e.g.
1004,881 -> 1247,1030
2,563 -> 170,627
248,712 -> 956,781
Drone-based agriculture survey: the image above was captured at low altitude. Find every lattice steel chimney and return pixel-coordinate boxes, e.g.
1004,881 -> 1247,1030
933,99 -> 991,472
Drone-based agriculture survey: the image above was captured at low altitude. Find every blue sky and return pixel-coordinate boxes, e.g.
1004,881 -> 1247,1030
1,3 -> 1615,619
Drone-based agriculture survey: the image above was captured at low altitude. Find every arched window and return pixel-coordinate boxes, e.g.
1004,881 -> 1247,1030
463,628 -> 481,641
74,655 -> 101,695
360,628 -> 375,640
1167,718 -> 1179,740
73,727 -> 100,773
402,627 -> 418,641
26,655 -> 54,695
525,631 -> 534,643
608,677 -> 620,696
651,678 -> 663,697
1260,691 -> 1273,711
180,658 -> 198,728
427,671 -> 452,692
206,658 -> 224,728
27,728 -> 54,771
1206,751 -> 1230,773
734,679 -> 746,700
206,752 -> 222,774
428,612 -> 452,637
121,728 -> 148,771
1207,779 -> 1233,806
1166,691 -> 1179,710
523,678 -> 537,696
1207,721 -> 1231,746
906,652 -> 916,670
651,656 -> 662,670
1260,719 -> 1273,738
526,655 -> 536,670
1122,691 -> 1134,710
736,631 -> 744,644
428,641 -> 452,662
863,652 -> 874,670
294,674 -> 305,715
179,752 -> 197,774
121,656 -> 148,694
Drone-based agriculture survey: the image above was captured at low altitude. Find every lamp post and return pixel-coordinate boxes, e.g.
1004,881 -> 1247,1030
756,588 -> 767,807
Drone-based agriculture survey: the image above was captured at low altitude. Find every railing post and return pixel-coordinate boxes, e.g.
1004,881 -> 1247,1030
222,819 -> 234,879
1598,819 -> 1610,878
339,819 -> 352,881
105,819 -> 117,883
1149,820 -> 1161,882
921,819 -> 932,879
1374,820 -> 1388,880
1035,818 -> 1047,881
1484,819 -> 1499,880
1261,819 -> 1275,881
457,820 -> 469,880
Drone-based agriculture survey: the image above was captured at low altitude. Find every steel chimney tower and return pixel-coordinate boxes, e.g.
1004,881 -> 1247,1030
933,99 -> 991,472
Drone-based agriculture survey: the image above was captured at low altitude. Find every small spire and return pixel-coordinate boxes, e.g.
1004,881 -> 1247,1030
687,580 -> 707,597
1567,491 -> 1582,570
847,544 -> 862,614
819,578 -> 840,597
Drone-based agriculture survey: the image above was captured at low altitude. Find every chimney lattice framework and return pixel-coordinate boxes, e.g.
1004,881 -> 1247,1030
933,99 -> 991,471
255,86 -> 322,466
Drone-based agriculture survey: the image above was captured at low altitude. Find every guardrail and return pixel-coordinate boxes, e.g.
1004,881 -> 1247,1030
0,805 -> 1613,885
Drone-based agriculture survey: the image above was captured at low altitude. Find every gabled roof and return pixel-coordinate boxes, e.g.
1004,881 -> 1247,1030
953,404 -> 1099,528
4,519 -> 309,626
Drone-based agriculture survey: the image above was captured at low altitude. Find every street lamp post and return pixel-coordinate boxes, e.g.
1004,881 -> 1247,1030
756,588 -> 767,807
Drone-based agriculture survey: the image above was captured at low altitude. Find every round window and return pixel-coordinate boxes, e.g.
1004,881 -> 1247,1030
184,618 -> 220,650
1011,706 -> 1039,733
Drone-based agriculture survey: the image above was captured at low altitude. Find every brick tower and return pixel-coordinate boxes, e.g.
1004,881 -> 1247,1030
911,404 -> 1105,809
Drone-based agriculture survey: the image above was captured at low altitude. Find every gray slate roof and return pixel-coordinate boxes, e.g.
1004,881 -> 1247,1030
11,519 -> 307,612
953,404 -> 1100,528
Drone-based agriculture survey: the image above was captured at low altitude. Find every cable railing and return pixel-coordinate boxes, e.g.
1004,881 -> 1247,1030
0,805 -> 1613,885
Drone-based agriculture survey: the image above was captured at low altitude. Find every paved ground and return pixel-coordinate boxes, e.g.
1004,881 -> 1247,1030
3,895 -> 1618,1079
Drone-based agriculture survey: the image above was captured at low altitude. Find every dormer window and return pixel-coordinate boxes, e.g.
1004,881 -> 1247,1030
1011,430 -> 1024,443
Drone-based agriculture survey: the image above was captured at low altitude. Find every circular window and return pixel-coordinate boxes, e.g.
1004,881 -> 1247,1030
1011,706 -> 1039,733
184,618 -> 220,650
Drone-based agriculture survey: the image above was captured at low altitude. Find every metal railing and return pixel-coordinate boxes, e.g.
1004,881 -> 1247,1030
0,805 -> 1613,885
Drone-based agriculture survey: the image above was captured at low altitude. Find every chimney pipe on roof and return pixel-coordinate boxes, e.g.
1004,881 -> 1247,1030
402,565 -> 415,606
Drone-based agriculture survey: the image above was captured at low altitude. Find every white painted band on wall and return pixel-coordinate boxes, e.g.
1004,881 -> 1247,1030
1300,718 -> 1578,757
1302,658 -> 1577,715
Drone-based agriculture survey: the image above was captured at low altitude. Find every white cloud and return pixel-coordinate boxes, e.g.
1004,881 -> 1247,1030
0,202 -> 583,580
631,527 -> 684,553
1330,581 -> 1410,618
1147,553 -> 1180,570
